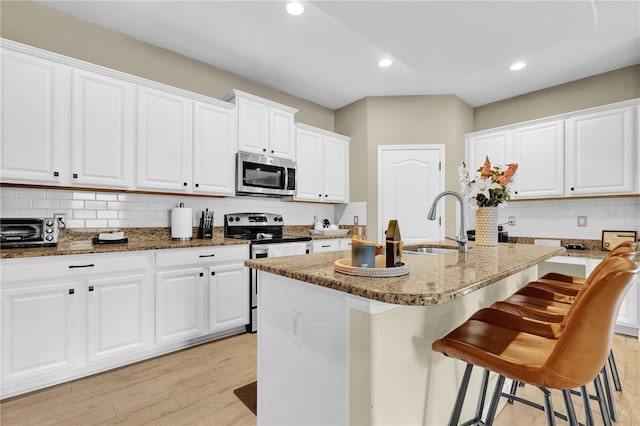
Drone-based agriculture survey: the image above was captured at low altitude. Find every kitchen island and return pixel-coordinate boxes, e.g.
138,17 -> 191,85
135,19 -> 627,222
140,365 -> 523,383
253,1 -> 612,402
245,242 -> 565,426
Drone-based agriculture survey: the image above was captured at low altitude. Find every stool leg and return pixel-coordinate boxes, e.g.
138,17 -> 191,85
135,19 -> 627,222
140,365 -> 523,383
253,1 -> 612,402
507,380 -> 519,404
539,387 -> 556,426
473,369 -> 490,421
484,374 -> 505,426
449,363 -> 474,426
601,366 -> 618,422
594,375 -> 612,426
561,389 -> 579,426
580,385 -> 595,426
608,350 -> 622,392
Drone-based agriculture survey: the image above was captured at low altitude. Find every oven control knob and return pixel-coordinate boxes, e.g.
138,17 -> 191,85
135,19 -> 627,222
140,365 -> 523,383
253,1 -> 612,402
228,217 -> 234,222
45,219 -> 54,226
45,235 -> 54,241
235,216 -> 240,222
45,228 -> 54,234
277,216 -> 283,222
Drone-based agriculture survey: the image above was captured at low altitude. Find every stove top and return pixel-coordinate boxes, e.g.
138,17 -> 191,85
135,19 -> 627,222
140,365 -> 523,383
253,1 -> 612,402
224,212 -> 311,244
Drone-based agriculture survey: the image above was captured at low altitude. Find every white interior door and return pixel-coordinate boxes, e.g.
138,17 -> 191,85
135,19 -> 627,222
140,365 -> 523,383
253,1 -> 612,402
378,145 -> 444,244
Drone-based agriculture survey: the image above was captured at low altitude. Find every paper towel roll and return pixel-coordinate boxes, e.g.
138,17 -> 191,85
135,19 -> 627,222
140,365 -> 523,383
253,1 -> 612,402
171,205 -> 193,240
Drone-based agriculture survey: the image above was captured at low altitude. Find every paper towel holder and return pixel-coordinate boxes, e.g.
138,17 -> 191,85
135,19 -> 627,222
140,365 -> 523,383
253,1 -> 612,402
171,202 -> 193,241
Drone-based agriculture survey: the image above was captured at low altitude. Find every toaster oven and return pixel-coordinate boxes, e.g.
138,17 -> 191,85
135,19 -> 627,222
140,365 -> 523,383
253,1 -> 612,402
0,218 -> 60,248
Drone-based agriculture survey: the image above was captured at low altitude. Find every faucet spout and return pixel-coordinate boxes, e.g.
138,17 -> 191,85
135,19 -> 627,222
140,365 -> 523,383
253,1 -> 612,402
428,191 -> 468,253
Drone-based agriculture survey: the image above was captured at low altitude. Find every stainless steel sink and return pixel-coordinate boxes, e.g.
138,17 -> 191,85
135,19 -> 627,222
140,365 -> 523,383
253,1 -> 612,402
403,247 -> 457,255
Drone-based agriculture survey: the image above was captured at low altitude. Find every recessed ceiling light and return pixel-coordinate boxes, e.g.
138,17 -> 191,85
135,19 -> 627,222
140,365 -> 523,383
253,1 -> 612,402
510,61 -> 526,71
378,58 -> 393,68
286,2 -> 304,16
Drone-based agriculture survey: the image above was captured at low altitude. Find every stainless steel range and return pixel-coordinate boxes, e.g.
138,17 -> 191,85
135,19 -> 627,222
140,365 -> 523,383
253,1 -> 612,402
224,213 -> 312,332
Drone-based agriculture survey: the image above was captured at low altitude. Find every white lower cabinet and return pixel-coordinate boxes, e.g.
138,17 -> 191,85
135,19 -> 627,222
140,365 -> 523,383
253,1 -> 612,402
1,280 -> 82,384
155,267 -> 206,345
1,244 -> 249,398
86,273 -> 153,363
312,239 -> 343,253
155,245 -> 250,345
207,263 -> 249,333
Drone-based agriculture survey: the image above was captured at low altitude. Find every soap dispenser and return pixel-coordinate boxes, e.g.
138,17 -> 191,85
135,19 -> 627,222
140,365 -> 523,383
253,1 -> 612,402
314,216 -> 323,231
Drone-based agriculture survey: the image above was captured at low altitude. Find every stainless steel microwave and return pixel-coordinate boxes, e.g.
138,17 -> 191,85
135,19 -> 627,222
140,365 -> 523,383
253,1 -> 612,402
0,218 -> 60,248
236,152 -> 297,197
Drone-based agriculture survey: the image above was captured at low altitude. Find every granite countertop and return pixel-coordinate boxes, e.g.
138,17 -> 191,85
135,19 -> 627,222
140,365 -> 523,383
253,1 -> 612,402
0,227 -> 248,260
245,242 -> 566,306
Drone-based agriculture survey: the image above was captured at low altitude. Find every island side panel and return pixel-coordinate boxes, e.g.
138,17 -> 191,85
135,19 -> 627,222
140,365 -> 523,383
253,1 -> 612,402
257,271 -> 349,426
349,266 -> 538,425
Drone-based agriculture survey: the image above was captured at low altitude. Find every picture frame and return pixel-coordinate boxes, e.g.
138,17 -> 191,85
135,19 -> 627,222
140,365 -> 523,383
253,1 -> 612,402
601,230 -> 637,251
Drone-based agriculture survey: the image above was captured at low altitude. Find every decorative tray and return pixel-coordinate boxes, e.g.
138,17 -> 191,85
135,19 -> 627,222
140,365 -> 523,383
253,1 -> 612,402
310,229 -> 350,236
333,258 -> 409,277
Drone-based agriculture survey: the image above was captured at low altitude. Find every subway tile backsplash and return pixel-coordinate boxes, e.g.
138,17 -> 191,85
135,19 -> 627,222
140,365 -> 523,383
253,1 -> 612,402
0,187 -> 362,229
496,197 -> 640,240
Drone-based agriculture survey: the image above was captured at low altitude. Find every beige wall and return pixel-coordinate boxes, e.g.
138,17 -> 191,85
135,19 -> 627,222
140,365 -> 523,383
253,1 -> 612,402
336,95 -> 474,239
474,65 -> 640,131
0,0 -> 334,129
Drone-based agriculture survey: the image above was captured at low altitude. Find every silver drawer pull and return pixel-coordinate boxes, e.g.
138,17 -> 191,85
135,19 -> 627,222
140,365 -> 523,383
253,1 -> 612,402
199,254 -> 216,258
69,264 -> 95,269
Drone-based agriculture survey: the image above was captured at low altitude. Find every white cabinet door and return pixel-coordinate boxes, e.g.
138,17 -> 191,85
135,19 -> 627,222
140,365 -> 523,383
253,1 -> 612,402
1,49 -> 70,184
237,97 -> 269,155
86,273 -> 152,363
193,101 -> 236,196
269,108 -> 295,160
566,106 -> 635,195
339,239 -> 353,251
513,120 -> 564,198
71,69 -> 134,188
295,127 -> 324,201
155,268 -> 205,345
466,130 -> 514,173
137,86 -> 193,191
1,281 -> 81,383
207,263 -> 249,334
323,136 -> 349,202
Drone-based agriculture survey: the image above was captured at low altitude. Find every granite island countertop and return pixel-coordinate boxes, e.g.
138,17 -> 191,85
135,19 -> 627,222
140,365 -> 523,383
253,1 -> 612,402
245,241 -> 566,306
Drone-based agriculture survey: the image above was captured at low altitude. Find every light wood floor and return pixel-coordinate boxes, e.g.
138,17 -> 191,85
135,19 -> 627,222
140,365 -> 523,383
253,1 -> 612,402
1,332 -> 638,425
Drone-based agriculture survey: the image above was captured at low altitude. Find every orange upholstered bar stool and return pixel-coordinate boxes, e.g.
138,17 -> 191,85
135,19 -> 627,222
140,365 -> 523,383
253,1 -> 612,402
432,257 -> 638,426
497,243 -> 638,420
493,254 -> 638,423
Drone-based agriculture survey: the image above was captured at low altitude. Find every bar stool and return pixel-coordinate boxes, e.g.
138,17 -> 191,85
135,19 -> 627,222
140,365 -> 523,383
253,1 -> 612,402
493,254 -> 638,423
497,245 -> 638,422
432,257 -> 638,426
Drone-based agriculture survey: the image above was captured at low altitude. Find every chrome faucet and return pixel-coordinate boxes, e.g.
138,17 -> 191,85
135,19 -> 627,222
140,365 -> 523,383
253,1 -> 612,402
428,191 -> 468,253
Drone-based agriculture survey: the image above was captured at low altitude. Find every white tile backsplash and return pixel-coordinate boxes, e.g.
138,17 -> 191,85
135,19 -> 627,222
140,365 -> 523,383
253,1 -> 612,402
2,188 -> 356,229
496,197 -> 640,240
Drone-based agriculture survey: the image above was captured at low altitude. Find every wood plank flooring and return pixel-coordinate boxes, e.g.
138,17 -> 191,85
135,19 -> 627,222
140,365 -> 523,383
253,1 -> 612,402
1,332 -> 638,425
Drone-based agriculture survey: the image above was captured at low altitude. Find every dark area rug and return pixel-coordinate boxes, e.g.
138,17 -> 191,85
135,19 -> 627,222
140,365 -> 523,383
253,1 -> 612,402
233,381 -> 257,415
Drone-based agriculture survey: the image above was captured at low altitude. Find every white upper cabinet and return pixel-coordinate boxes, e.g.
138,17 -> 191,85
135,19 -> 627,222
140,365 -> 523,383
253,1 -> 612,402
466,99 -> 638,199
193,101 -> 236,196
294,123 -> 350,203
1,48 -> 70,184
137,86 -> 193,192
295,127 -> 324,201
466,130 -> 514,174
223,89 -> 298,160
566,106 -> 635,196
512,120 -> 565,198
71,69 -> 135,189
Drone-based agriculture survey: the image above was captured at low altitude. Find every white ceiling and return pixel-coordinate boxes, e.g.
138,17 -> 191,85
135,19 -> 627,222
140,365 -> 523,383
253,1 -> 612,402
38,1 -> 640,110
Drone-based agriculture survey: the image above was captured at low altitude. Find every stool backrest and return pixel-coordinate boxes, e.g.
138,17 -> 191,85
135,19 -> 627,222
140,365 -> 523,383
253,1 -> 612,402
582,246 -> 637,286
544,257 -> 638,388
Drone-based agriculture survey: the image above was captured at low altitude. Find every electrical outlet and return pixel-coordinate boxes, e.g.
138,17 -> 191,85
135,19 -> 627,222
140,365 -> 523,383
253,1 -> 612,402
508,216 -> 516,226
54,213 -> 66,229
291,310 -> 303,346
577,216 -> 587,227
354,215 -> 359,225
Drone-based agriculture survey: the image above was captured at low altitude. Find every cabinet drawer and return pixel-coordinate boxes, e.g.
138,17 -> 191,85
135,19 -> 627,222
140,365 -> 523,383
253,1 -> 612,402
156,245 -> 249,269
312,239 -> 341,253
1,251 -> 153,284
